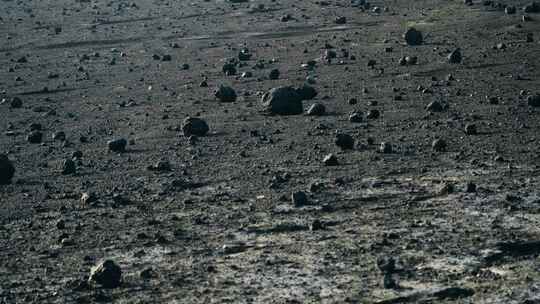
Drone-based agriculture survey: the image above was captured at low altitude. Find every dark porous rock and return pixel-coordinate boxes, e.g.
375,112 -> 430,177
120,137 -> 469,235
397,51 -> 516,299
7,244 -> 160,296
262,86 -> 303,115
306,103 -> 326,116
335,133 -> 354,150
0,154 -> 15,185
404,27 -> 423,45
323,153 -> 339,166
108,138 -> 127,153
215,85 -> 237,103
89,260 -> 122,289
182,117 -> 209,137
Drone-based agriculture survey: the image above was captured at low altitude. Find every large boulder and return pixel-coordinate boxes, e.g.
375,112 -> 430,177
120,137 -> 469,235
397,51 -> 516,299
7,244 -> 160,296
0,154 -> 15,185
261,86 -> 303,115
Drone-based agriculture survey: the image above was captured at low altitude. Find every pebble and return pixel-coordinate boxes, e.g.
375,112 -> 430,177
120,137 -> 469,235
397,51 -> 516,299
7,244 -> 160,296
269,69 -> 280,80
379,142 -> 393,153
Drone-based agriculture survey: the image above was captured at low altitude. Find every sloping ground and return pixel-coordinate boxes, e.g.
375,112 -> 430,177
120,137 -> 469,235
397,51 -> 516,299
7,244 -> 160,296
1,0 -> 540,303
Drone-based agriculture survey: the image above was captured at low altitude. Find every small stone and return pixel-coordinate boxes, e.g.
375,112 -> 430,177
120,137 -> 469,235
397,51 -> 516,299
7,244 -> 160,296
291,191 -> 308,207
432,139 -> 447,152
269,69 -> 280,80
89,260 -> 122,289
148,160 -> 171,172
404,27 -> 423,45
27,131 -> 43,144
10,97 -> 22,108
323,153 -> 339,166
447,48 -> 462,64
182,117 -> 209,136
379,142 -> 393,153
527,94 -> 540,107
466,182 -> 477,193
349,112 -> 363,123
335,133 -> 354,150
61,159 -> 76,175
426,100 -> 445,112
238,49 -> 252,61
0,154 -> 15,185
306,103 -> 326,116
366,109 -> 380,119
52,131 -> 66,141
215,85 -> 237,102
335,16 -> 347,24
222,63 -> 237,76
465,124 -> 477,135
505,6 -> 516,14
405,56 -> 417,65
108,138 -> 127,152
310,219 -> 324,231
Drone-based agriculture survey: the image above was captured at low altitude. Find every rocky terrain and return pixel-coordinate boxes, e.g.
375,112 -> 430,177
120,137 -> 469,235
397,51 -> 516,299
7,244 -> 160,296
1,0 -> 540,303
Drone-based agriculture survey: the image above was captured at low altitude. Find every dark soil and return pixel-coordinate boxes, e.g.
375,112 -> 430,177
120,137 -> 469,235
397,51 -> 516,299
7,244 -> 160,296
1,0 -> 540,303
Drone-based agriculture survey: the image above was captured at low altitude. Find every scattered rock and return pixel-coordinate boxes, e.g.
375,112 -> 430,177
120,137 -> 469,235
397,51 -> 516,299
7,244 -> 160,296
0,154 -> 15,185
292,191 -> 308,207
61,159 -> 77,175
52,131 -> 66,141
335,16 -> 346,24
404,27 -> 423,45
379,142 -> 393,153
89,260 -> 122,289
108,138 -> 127,153
222,62 -> 237,75
426,100 -> 446,112
148,160 -> 171,172
527,94 -> 540,107
323,153 -> 339,166
366,109 -> 380,119
10,97 -> 22,108
335,133 -> 354,150
447,48 -> 462,64
465,124 -> 477,135
215,85 -> 237,102
349,111 -> 363,123
182,117 -> 209,137
27,131 -> 43,144
432,139 -> 447,152
269,68 -> 280,80
306,103 -> 326,116
261,86 -> 303,115
505,6 -> 516,14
